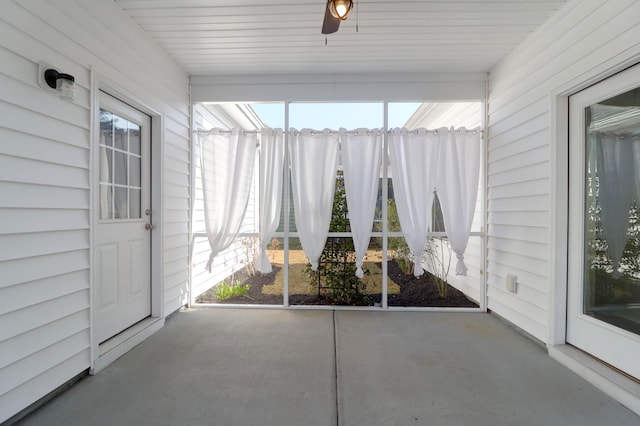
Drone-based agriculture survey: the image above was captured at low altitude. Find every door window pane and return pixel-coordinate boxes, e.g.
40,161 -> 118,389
130,156 -> 141,187
99,108 -> 143,221
100,184 -> 112,220
130,189 -> 141,218
114,115 -> 127,151
584,87 -> 640,336
114,152 -> 128,185
100,110 -> 114,147
129,123 -> 141,155
114,187 -> 128,219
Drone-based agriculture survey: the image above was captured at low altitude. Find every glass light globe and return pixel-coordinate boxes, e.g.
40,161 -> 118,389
330,0 -> 353,20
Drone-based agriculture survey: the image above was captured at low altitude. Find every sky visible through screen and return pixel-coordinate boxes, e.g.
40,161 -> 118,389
251,102 -> 422,130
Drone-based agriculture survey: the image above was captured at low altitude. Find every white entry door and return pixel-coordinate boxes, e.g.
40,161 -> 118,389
95,92 -> 152,344
567,63 -> 640,380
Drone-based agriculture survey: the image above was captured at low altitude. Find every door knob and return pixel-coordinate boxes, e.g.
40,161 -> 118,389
145,223 -> 155,230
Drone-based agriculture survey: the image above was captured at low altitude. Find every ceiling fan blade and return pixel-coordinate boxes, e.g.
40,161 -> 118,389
321,3 -> 340,34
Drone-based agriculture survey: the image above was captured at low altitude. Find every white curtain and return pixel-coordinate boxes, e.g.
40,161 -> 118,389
340,128 -> 382,278
436,127 -> 481,275
289,129 -> 340,271
388,128 -> 442,277
255,129 -> 285,274
199,129 -> 257,271
589,105 -> 640,271
596,131 -> 635,271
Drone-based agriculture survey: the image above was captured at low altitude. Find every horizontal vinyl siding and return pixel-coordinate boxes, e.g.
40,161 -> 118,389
163,128 -> 191,313
0,0 -> 189,422
487,0 -> 640,342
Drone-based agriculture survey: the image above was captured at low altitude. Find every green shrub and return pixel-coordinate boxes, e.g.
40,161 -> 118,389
307,171 -> 370,306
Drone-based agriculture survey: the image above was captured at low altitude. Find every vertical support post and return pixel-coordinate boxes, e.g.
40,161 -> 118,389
382,101 -> 389,309
481,77 -> 489,312
187,85 -> 195,308
284,101 -> 290,307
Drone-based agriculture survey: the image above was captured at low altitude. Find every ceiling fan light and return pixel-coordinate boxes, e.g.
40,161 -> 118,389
329,0 -> 353,20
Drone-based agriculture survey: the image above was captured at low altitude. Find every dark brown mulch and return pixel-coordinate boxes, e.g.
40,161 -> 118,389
382,260 -> 478,308
195,261 -> 478,308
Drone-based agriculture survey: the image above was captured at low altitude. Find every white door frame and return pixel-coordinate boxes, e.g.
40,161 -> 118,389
90,70 -> 165,373
566,63 -> 640,378
549,56 -> 640,346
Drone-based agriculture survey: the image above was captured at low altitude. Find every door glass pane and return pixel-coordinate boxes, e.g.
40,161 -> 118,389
100,110 -> 114,147
100,184 -> 112,220
100,107 -> 143,221
584,86 -> 640,336
129,122 -> 141,155
130,156 -> 141,187
114,152 -> 128,185
114,186 -> 128,219
114,115 -> 127,151
130,189 -> 141,218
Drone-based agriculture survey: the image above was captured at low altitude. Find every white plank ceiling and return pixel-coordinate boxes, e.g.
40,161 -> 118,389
115,0 -> 568,76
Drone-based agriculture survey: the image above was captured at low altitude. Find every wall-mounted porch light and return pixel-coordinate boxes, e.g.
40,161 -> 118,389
38,62 -> 76,101
329,0 -> 353,20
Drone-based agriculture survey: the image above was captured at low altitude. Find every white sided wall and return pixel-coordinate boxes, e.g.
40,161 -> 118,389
0,0 -> 190,422
487,0 -> 640,342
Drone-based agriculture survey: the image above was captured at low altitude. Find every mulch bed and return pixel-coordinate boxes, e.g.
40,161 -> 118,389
195,261 -> 478,308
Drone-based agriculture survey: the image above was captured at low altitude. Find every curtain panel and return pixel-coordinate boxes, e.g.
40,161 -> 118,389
289,129 -> 340,271
595,132 -> 635,271
197,126 -> 482,280
388,128 -> 442,277
436,127 -> 482,275
389,127 -> 481,277
588,104 -> 640,273
340,128 -> 383,277
255,129 -> 285,274
199,129 -> 257,271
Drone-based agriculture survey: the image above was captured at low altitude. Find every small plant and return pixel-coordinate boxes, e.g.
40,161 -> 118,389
268,237 -> 280,250
424,193 -> 452,298
214,280 -> 251,301
240,236 -> 259,276
424,237 -> 452,298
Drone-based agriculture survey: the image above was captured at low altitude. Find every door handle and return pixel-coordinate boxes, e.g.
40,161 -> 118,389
145,223 -> 155,231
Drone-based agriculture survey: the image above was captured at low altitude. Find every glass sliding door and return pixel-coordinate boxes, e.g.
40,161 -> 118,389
567,63 -> 640,380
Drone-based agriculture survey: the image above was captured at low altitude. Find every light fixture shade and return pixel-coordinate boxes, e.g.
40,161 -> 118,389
43,68 -> 76,101
56,75 -> 76,101
329,0 -> 353,20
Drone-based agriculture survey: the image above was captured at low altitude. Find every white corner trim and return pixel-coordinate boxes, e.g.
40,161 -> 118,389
547,92 -> 569,346
548,344 -> 640,416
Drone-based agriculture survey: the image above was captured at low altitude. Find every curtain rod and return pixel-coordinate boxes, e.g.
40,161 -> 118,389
195,128 -> 482,136
195,129 -> 386,136
195,129 -> 268,135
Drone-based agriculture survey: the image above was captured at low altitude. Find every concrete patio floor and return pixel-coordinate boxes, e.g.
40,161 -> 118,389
16,308 -> 639,426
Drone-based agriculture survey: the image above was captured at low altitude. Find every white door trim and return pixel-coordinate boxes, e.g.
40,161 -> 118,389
89,69 -> 165,373
549,56 -> 640,346
566,64 -> 640,379
547,57 -> 640,415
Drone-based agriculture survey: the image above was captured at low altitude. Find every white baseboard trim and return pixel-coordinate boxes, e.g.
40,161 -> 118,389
548,344 -> 640,416
92,317 -> 165,375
